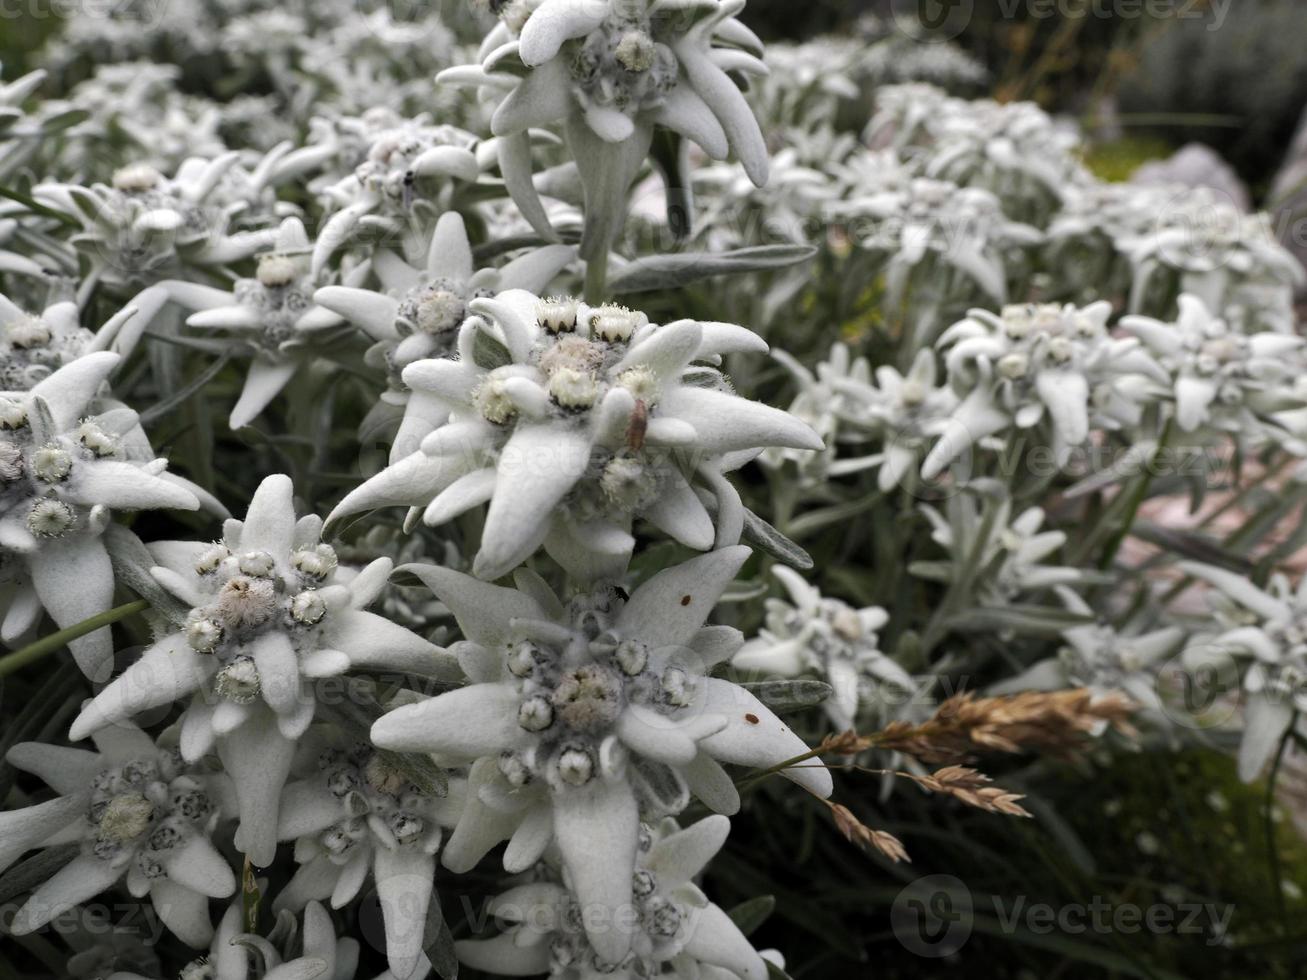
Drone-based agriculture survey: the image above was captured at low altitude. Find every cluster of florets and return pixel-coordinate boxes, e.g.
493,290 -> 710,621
0,310 -> 93,390
185,541 -> 338,703
84,749 -> 214,878
499,586 -> 690,792
312,745 -> 433,856
570,13 -> 679,118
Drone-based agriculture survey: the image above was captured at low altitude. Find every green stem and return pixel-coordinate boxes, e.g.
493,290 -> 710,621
1098,420 -> 1173,570
584,251 -> 610,305
0,599 -> 148,679
1266,712 -> 1296,923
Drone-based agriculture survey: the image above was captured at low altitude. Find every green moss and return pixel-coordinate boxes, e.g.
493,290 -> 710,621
1081,136 -> 1176,183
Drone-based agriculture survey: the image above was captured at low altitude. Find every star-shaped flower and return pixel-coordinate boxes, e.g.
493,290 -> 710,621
314,210 -> 574,460
0,352 -> 206,680
327,290 -> 818,582
68,474 -> 459,865
0,723 -> 234,947
274,737 -> 465,980
457,815 -> 769,980
370,547 -> 831,964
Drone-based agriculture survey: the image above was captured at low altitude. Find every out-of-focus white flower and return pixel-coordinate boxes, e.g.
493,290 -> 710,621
445,0 -> 769,259
993,590 -> 1183,713
0,293 -> 132,389
328,291 -> 818,582
830,177 -> 1040,313
924,301 -> 1165,478
370,548 -> 831,964
457,815 -> 768,980
35,154 -> 284,292
315,210 -> 574,459
734,566 -> 907,733
69,474 -> 459,865
311,118 -> 481,276
918,496 -> 1084,604
866,84 -> 1088,227
0,353 -> 205,679
763,342 -> 880,485
834,347 -> 958,492
275,738 -> 465,980
0,723 -> 233,947
1121,293 -> 1304,436
1180,561 -> 1307,781
1118,186 -> 1304,333
112,898 -> 360,980
152,217 -> 348,429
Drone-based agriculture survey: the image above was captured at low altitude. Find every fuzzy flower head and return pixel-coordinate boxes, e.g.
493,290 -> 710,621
833,347 -> 959,492
831,178 -> 1041,312
0,294 -> 106,390
314,210 -> 574,457
70,474 -> 457,866
1180,562 -> 1307,782
451,0 -> 768,256
312,119 -> 481,276
734,566 -> 908,733
918,495 -> 1084,606
762,342 -> 882,486
923,301 -> 1165,479
0,353 -> 202,679
371,549 -> 831,964
36,154 -> 280,291
274,738 -> 463,979
179,218 -> 345,429
329,289 -> 820,582
0,725 -> 233,948
1122,294 -> 1304,436
457,816 -> 770,980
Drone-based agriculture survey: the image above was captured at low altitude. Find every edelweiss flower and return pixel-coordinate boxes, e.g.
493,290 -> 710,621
0,723 -> 233,947
1117,186 -> 1303,333
1180,561 -> 1307,781
917,496 -> 1083,605
370,548 -> 831,963
830,178 -> 1040,313
113,899 -> 359,980
763,342 -> 880,486
457,815 -> 769,980
328,290 -> 818,582
923,301 -> 1164,479
734,566 -> 907,733
36,155 -> 282,291
159,217 -> 346,429
0,353 -> 204,680
69,474 -> 459,865
274,738 -> 465,980
993,591 -> 1182,713
834,347 -> 958,492
314,210 -> 574,459
311,118 -> 481,277
1121,293 -> 1304,436
0,293 -> 134,389
448,0 -> 768,256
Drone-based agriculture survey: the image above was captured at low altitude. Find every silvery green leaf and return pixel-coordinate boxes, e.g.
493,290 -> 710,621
472,324 -> 512,371
0,844 -> 79,905
102,523 -> 190,628
610,245 -> 817,294
727,895 -> 776,937
740,680 -> 833,713
422,886 -> 459,980
743,508 -> 813,571
1064,440 -> 1159,498
947,605 -> 1094,636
